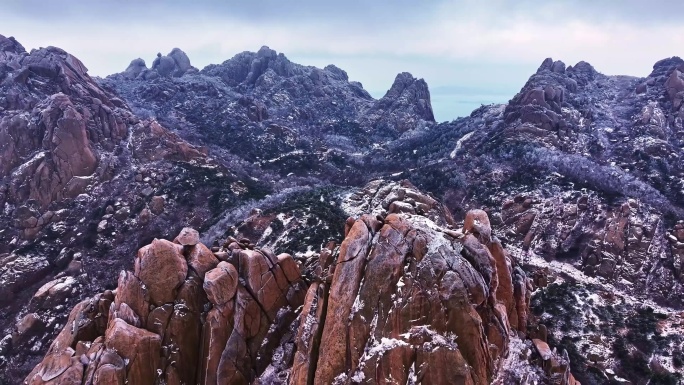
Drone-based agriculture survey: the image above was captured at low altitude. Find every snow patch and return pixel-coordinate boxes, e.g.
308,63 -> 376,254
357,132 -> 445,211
449,131 -> 474,159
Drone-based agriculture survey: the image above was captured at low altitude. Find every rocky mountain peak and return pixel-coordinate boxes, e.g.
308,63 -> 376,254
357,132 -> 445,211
0,34 -> 25,54
120,47 -> 196,80
256,45 -> 277,59
650,56 -> 684,75
537,57 -> 566,74
199,45 -> 300,87
567,60 -> 598,85
359,71 -> 435,135
323,64 -> 348,81
385,72 -> 432,104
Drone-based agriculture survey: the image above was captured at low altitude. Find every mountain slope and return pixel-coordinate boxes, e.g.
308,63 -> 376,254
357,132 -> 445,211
1,32 -> 683,384
0,35 -> 271,383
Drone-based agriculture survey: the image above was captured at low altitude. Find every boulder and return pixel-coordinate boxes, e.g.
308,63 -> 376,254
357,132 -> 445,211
188,242 -> 220,278
149,195 -> 165,215
104,318 -> 161,384
152,54 -> 176,77
134,239 -> 187,305
203,262 -> 239,306
665,69 -> 684,101
169,48 -> 192,74
123,58 -> 147,80
175,227 -> 200,246
31,276 -> 77,309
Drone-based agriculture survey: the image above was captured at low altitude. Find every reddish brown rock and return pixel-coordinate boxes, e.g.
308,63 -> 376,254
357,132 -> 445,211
314,217 -> 372,384
146,304 -> 173,339
276,253 -> 300,282
388,200 -> 416,214
105,318 -> 161,384
134,238 -> 187,305
162,276 -> 206,385
203,262 -> 239,306
149,195 -> 165,215
308,182 -> 536,385
291,282 -> 327,385
175,226 -> 200,245
13,313 -> 44,344
532,338 -> 574,383
112,270 -> 149,327
488,240 -> 518,329
198,306 -> 234,385
109,302 -> 141,328
86,347 -> 126,385
464,209 -> 492,244
188,242 -> 220,278
24,293 -> 112,384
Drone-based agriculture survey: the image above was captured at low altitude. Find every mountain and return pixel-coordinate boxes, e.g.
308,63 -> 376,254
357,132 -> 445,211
0,35 -> 270,383
24,181 -> 560,385
1,33 -> 683,384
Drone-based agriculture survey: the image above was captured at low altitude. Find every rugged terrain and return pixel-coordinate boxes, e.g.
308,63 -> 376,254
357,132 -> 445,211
24,181 -> 573,385
1,32 -> 683,384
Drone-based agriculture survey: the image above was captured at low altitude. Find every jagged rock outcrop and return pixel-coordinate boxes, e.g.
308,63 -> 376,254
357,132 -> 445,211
294,180 -> 536,385
122,48 -> 197,80
24,183 -> 570,384
101,45 -> 436,185
361,72 -> 435,134
202,46 -> 302,87
497,192 -> 683,306
24,227 -> 307,385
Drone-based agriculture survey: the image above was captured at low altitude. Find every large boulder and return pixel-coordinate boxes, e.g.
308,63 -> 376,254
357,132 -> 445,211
134,238 -> 187,305
169,47 -> 192,75
203,262 -> 238,306
123,58 -> 146,79
104,318 -> 161,384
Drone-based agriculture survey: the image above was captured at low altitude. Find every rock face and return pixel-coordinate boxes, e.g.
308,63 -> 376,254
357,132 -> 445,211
25,183 -> 568,384
301,181 -> 530,385
361,72 -> 435,134
25,228 -> 307,385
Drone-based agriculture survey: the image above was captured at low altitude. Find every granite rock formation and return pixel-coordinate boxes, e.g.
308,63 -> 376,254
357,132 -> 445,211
24,228 -> 306,385
2,31 -> 683,384
0,35 -> 262,383
122,48 -> 197,80
24,183 -> 574,384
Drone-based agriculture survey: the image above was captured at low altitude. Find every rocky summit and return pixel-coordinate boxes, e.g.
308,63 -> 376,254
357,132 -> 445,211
0,32 -> 683,385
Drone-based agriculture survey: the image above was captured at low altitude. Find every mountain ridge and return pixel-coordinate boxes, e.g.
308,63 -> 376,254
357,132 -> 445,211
1,33 -> 683,384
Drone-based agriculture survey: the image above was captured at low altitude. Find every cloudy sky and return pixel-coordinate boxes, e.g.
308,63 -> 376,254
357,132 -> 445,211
2,1 -> 682,121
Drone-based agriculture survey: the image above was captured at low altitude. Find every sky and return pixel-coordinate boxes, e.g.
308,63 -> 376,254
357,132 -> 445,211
2,0 -> 683,121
